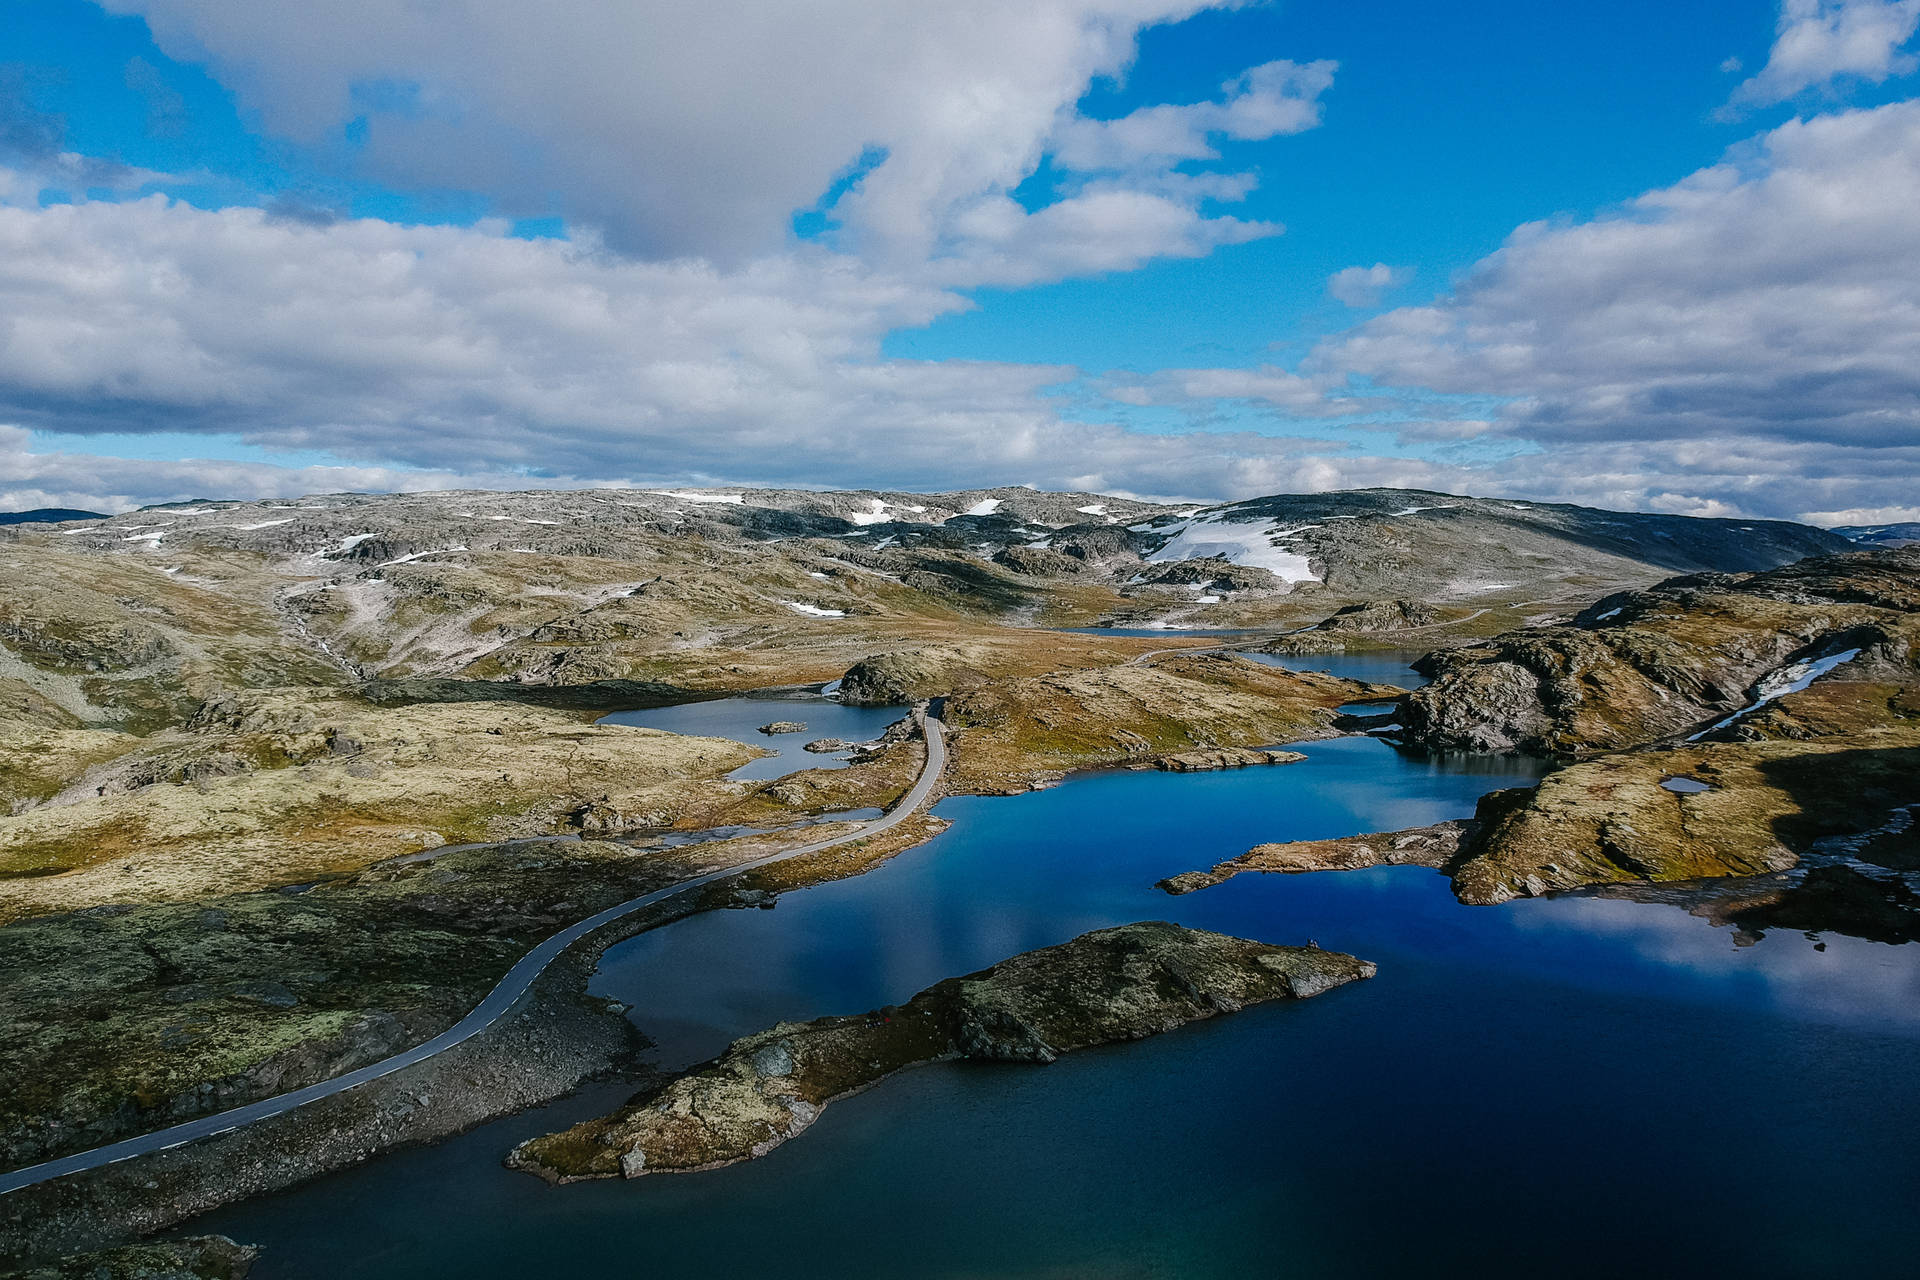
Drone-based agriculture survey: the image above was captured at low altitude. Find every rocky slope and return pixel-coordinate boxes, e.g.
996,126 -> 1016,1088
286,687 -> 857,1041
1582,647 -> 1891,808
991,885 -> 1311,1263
1399,548 -> 1920,756
0,690 -> 760,921
1837,522 -> 1920,549
0,1234 -> 255,1279
4,486 -> 1843,703
508,922 -> 1373,1181
1163,549 -> 1920,918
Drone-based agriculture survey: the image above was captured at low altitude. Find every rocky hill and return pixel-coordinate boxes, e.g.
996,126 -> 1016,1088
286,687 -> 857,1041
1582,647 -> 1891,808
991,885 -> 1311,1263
1837,522 -> 1920,549
1400,547 -> 1920,756
1,486 -> 1846,709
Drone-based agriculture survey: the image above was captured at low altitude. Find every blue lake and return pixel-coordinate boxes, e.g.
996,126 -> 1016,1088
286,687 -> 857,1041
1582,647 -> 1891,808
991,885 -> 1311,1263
200,725 -> 1920,1279
600,688 -> 910,780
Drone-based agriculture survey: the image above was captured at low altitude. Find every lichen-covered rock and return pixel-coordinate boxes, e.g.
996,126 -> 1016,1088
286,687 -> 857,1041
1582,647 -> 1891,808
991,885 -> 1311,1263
1146,747 -> 1306,772
508,922 -> 1374,1181
1317,599 -> 1441,632
837,648 -> 978,706
757,721 -> 807,735
1160,820 -> 1474,893
1446,741 -> 1920,904
0,1234 -> 257,1279
942,655 -> 1386,794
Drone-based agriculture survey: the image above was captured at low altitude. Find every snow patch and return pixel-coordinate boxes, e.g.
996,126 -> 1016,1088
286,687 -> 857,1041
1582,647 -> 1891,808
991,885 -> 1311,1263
334,532 -> 378,553
809,571 -> 831,579
964,498 -> 1003,516
378,547 -> 467,567
848,500 -> 894,526
1076,503 -> 1107,515
1388,504 -> 1456,517
660,491 -> 745,505
784,602 -> 846,618
1146,516 -> 1320,584
1689,648 -> 1863,740
1591,608 -> 1623,623
232,518 -> 292,530
123,531 -> 166,544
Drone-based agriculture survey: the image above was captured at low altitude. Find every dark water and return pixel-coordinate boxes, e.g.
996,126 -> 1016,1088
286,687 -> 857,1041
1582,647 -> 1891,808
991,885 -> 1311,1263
600,689 -> 909,780
1239,648 -> 1427,689
199,736 -> 1920,1278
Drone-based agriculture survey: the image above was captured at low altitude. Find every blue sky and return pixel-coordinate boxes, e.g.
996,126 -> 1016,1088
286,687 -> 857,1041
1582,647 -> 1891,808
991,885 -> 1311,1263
1,0 -> 1917,520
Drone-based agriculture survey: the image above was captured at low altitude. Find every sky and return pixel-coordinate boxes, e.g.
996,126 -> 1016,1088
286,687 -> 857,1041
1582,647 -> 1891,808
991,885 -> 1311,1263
1,0 -> 1917,524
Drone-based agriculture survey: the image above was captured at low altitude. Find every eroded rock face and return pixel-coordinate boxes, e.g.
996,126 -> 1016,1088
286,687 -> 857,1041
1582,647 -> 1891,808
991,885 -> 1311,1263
508,922 -> 1374,1182
1401,548 -> 1920,756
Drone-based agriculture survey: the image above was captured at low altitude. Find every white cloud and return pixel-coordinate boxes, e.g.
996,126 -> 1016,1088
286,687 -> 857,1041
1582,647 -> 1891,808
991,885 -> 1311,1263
1050,59 -> 1337,171
0,425 -> 492,512
100,0 -> 1312,283
1103,364 -> 1355,414
1313,100 -> 1920,519
1327,262 -> 1405,307
0,180 -> 1458,508
1729,0 -> 1920,110
1799,504 -> 1920,524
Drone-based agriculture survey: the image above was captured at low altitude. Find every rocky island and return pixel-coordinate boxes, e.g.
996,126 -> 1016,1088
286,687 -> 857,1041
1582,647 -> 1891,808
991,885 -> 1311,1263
507,922 -> 1374,1181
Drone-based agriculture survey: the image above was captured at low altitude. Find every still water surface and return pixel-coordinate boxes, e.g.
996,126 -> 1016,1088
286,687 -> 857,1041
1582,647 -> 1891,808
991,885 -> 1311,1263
202,700 -> 1920,1279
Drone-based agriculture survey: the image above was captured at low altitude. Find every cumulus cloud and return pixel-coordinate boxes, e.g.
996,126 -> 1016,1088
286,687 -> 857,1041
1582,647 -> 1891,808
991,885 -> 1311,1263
1326,262 -> 1405,307
0,180 -> 1433,507
1729,0 -> 1920,110
99,0 -> 1312,280
1049,58 -> 1336,171
0,425 -> 493,513
1103,365 -> 1356,414
1310,100 -> 1920,518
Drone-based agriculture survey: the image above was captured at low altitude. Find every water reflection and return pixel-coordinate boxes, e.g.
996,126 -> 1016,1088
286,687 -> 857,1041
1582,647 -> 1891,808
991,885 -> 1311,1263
198,733 -> 1920,1280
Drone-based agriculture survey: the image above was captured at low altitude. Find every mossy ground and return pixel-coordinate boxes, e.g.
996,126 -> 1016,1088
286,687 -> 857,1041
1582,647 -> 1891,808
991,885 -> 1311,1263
942,654 -> 1391,792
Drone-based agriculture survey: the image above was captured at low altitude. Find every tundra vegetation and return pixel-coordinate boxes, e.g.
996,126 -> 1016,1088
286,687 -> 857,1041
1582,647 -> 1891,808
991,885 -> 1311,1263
0,485 -> 1895,1269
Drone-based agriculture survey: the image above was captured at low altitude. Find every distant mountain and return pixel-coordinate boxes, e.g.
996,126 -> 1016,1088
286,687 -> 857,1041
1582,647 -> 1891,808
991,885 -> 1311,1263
0,508 -> 105,525
1835,523 -> 1920,549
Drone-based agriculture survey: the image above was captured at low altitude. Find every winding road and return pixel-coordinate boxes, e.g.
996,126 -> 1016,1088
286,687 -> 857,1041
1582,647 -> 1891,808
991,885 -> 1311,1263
0,713 -> 948,1198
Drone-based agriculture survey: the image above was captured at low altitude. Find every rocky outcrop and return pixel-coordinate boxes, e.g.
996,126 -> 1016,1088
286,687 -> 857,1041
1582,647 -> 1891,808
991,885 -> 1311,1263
1401,548 -> 1920,756
1159,820 -> 1474,894
992,545 -> 1089,577
0,1234 -> 257,1279
756,721 -> 807,735
836,647 -> 980,706
1172,739 -> 1920,907
508,922 -> 1374,1181
942,655 -> 1388,793
1446,740 -> 1920,904
1142,747 -> 1306,772
1316,599 -> 1441,632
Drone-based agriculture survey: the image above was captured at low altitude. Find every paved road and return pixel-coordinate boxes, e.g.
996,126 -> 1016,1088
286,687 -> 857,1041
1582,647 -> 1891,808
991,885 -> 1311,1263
0,715 -> 948,1198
